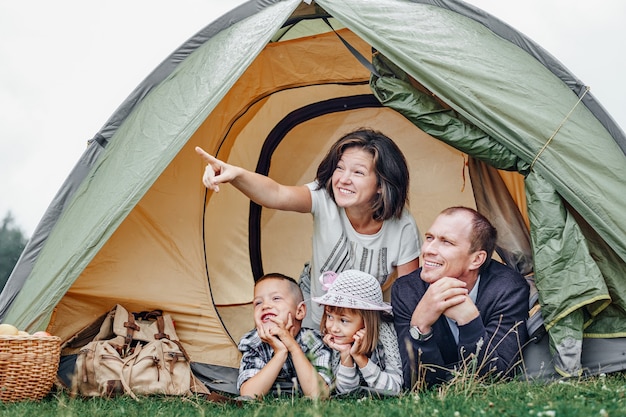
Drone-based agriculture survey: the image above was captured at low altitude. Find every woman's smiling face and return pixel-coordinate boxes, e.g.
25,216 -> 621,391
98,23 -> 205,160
331,147 -> 380,212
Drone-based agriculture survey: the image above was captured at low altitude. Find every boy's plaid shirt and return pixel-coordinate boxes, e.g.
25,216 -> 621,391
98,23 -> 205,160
237,327 -> 333,390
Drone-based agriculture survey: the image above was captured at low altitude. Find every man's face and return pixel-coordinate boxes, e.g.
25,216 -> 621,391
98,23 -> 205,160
419,211 -> 478,284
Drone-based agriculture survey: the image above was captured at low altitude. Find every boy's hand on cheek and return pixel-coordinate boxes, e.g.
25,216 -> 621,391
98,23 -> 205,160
258,323 -> 288,355
268,313 -> 299,351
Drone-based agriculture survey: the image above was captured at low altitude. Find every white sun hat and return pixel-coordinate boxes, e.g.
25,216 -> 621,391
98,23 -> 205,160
311,269 -> 392,312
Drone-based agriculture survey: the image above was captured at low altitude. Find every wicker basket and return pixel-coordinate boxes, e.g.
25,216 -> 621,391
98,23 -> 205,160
0,335 -> 61,402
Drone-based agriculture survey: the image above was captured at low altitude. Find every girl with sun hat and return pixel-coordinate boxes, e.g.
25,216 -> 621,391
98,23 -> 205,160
312,269 -> 403,395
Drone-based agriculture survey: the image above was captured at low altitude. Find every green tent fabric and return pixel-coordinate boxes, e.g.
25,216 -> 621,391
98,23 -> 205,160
2,0 -> 626,385
367,46 -> 626,376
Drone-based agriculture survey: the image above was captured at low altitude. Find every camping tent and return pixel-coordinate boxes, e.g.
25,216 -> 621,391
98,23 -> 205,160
2,0 -> 626,392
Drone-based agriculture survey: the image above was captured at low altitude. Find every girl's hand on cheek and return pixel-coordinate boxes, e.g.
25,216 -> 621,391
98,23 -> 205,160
323,333 -> 335,347
324,333 -> 352,352
350,328 -> 366,356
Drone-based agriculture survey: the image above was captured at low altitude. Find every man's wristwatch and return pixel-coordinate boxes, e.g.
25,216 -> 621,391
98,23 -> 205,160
409,325 -> 433,341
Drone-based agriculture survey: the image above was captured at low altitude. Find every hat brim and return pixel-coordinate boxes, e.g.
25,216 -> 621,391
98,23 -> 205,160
312,293 -> 392,312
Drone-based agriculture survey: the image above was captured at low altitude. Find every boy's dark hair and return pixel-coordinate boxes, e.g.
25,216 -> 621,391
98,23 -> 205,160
256,272 -> 304,303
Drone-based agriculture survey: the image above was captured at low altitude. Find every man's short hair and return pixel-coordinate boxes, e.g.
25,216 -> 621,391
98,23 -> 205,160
441,206 -> 497,265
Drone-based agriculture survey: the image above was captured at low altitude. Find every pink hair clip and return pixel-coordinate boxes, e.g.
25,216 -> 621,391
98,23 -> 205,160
319,271 -> 338,292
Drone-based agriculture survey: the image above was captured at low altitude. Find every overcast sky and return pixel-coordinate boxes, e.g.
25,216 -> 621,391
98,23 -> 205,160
1,1 -> 624,237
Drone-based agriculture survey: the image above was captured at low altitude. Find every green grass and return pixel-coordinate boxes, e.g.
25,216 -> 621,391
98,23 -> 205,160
1,373 -> 625,417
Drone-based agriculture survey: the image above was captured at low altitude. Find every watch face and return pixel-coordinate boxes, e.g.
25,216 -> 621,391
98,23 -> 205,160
410,325 -> 432,341
409,326 -> 421,340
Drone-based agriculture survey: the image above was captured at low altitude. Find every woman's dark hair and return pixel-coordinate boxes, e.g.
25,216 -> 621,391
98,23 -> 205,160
314,129 -> 410,221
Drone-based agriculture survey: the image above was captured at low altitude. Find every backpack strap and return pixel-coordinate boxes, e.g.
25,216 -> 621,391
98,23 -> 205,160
123,312 -> 140,348
153,314 -> 191,362
154,315 -> 170,340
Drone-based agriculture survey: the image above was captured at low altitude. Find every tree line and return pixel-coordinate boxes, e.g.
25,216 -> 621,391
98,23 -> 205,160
0,212 -> 28,291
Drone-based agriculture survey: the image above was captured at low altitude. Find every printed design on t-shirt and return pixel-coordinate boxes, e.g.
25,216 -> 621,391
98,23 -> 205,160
319,232 -> 390,284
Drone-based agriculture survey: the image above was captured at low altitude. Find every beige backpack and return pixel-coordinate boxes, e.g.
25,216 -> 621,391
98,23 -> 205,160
72,305 -> 206,399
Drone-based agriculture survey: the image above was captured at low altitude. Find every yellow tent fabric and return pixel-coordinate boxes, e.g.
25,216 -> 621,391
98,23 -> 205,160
48,28 -> 488,368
